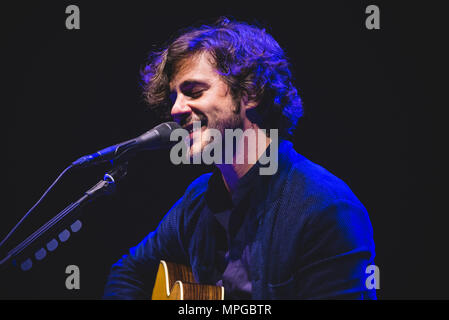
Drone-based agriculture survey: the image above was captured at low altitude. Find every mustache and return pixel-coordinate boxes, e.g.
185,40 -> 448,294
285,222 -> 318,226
179,114 -> 208,129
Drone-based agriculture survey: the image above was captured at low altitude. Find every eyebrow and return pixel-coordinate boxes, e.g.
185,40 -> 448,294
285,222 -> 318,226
170,79 -> 211,93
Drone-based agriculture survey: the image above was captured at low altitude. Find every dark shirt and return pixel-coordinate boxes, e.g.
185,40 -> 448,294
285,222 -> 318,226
210,160 -> 263,299
103,139 -> 376,299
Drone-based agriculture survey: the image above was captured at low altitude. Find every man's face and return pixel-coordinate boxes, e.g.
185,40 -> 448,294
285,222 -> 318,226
169,52 -> 243,158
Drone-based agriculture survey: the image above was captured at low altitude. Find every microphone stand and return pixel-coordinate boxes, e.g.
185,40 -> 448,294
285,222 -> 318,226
0,162 -> 128,271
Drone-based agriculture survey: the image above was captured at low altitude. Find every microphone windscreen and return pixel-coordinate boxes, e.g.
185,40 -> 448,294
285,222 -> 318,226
154,121 -> 182,142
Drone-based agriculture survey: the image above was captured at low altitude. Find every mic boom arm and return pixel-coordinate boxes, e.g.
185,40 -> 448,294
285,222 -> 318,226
0,162 -> 128,271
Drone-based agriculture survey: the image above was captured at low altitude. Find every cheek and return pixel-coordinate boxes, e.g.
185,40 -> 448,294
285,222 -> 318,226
201,87 -> 239,124
202,97 -> 229,119
208,103 -> 236,127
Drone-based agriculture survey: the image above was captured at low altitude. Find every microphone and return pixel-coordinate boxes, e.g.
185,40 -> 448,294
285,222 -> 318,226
71,121 -> 181,168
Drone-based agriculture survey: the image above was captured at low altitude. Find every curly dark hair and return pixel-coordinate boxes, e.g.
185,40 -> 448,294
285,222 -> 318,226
141,17 -> 303,138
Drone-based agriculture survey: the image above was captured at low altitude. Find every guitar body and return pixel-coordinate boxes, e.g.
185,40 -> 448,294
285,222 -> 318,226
151,260 -> 224,300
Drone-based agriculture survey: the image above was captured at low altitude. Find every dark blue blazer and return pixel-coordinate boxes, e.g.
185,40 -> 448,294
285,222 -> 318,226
103,140 -> 376,299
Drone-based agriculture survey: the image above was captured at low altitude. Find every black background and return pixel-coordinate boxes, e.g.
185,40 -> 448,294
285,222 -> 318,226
1,1 -> 442,299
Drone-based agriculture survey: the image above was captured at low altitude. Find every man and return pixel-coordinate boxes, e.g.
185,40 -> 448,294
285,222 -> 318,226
103,18 -> 376,299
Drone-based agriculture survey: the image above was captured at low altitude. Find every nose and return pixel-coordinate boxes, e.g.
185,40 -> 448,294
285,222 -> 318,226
171,94 -> 192,122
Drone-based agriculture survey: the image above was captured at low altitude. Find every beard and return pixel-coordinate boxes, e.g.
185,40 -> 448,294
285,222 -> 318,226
184,108 -> 243,162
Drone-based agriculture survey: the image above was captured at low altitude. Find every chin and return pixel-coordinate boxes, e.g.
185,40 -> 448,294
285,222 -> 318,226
189,144 -> 202,158
190,138 -> 208,154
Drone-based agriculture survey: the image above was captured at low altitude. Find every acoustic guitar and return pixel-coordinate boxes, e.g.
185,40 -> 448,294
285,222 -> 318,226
151,260 -> 224,300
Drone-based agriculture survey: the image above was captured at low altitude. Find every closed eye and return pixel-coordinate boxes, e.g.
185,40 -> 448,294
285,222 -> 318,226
181,80 -> 209,99
187,90 -> 204,99
169,79 -> 210,103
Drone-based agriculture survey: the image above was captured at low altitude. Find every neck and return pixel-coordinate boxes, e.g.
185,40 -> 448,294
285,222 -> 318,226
216,127 -> 271,194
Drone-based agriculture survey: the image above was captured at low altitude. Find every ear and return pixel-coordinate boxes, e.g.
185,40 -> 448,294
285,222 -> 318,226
240,93 -> 259,113
240,94 -> 264,127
